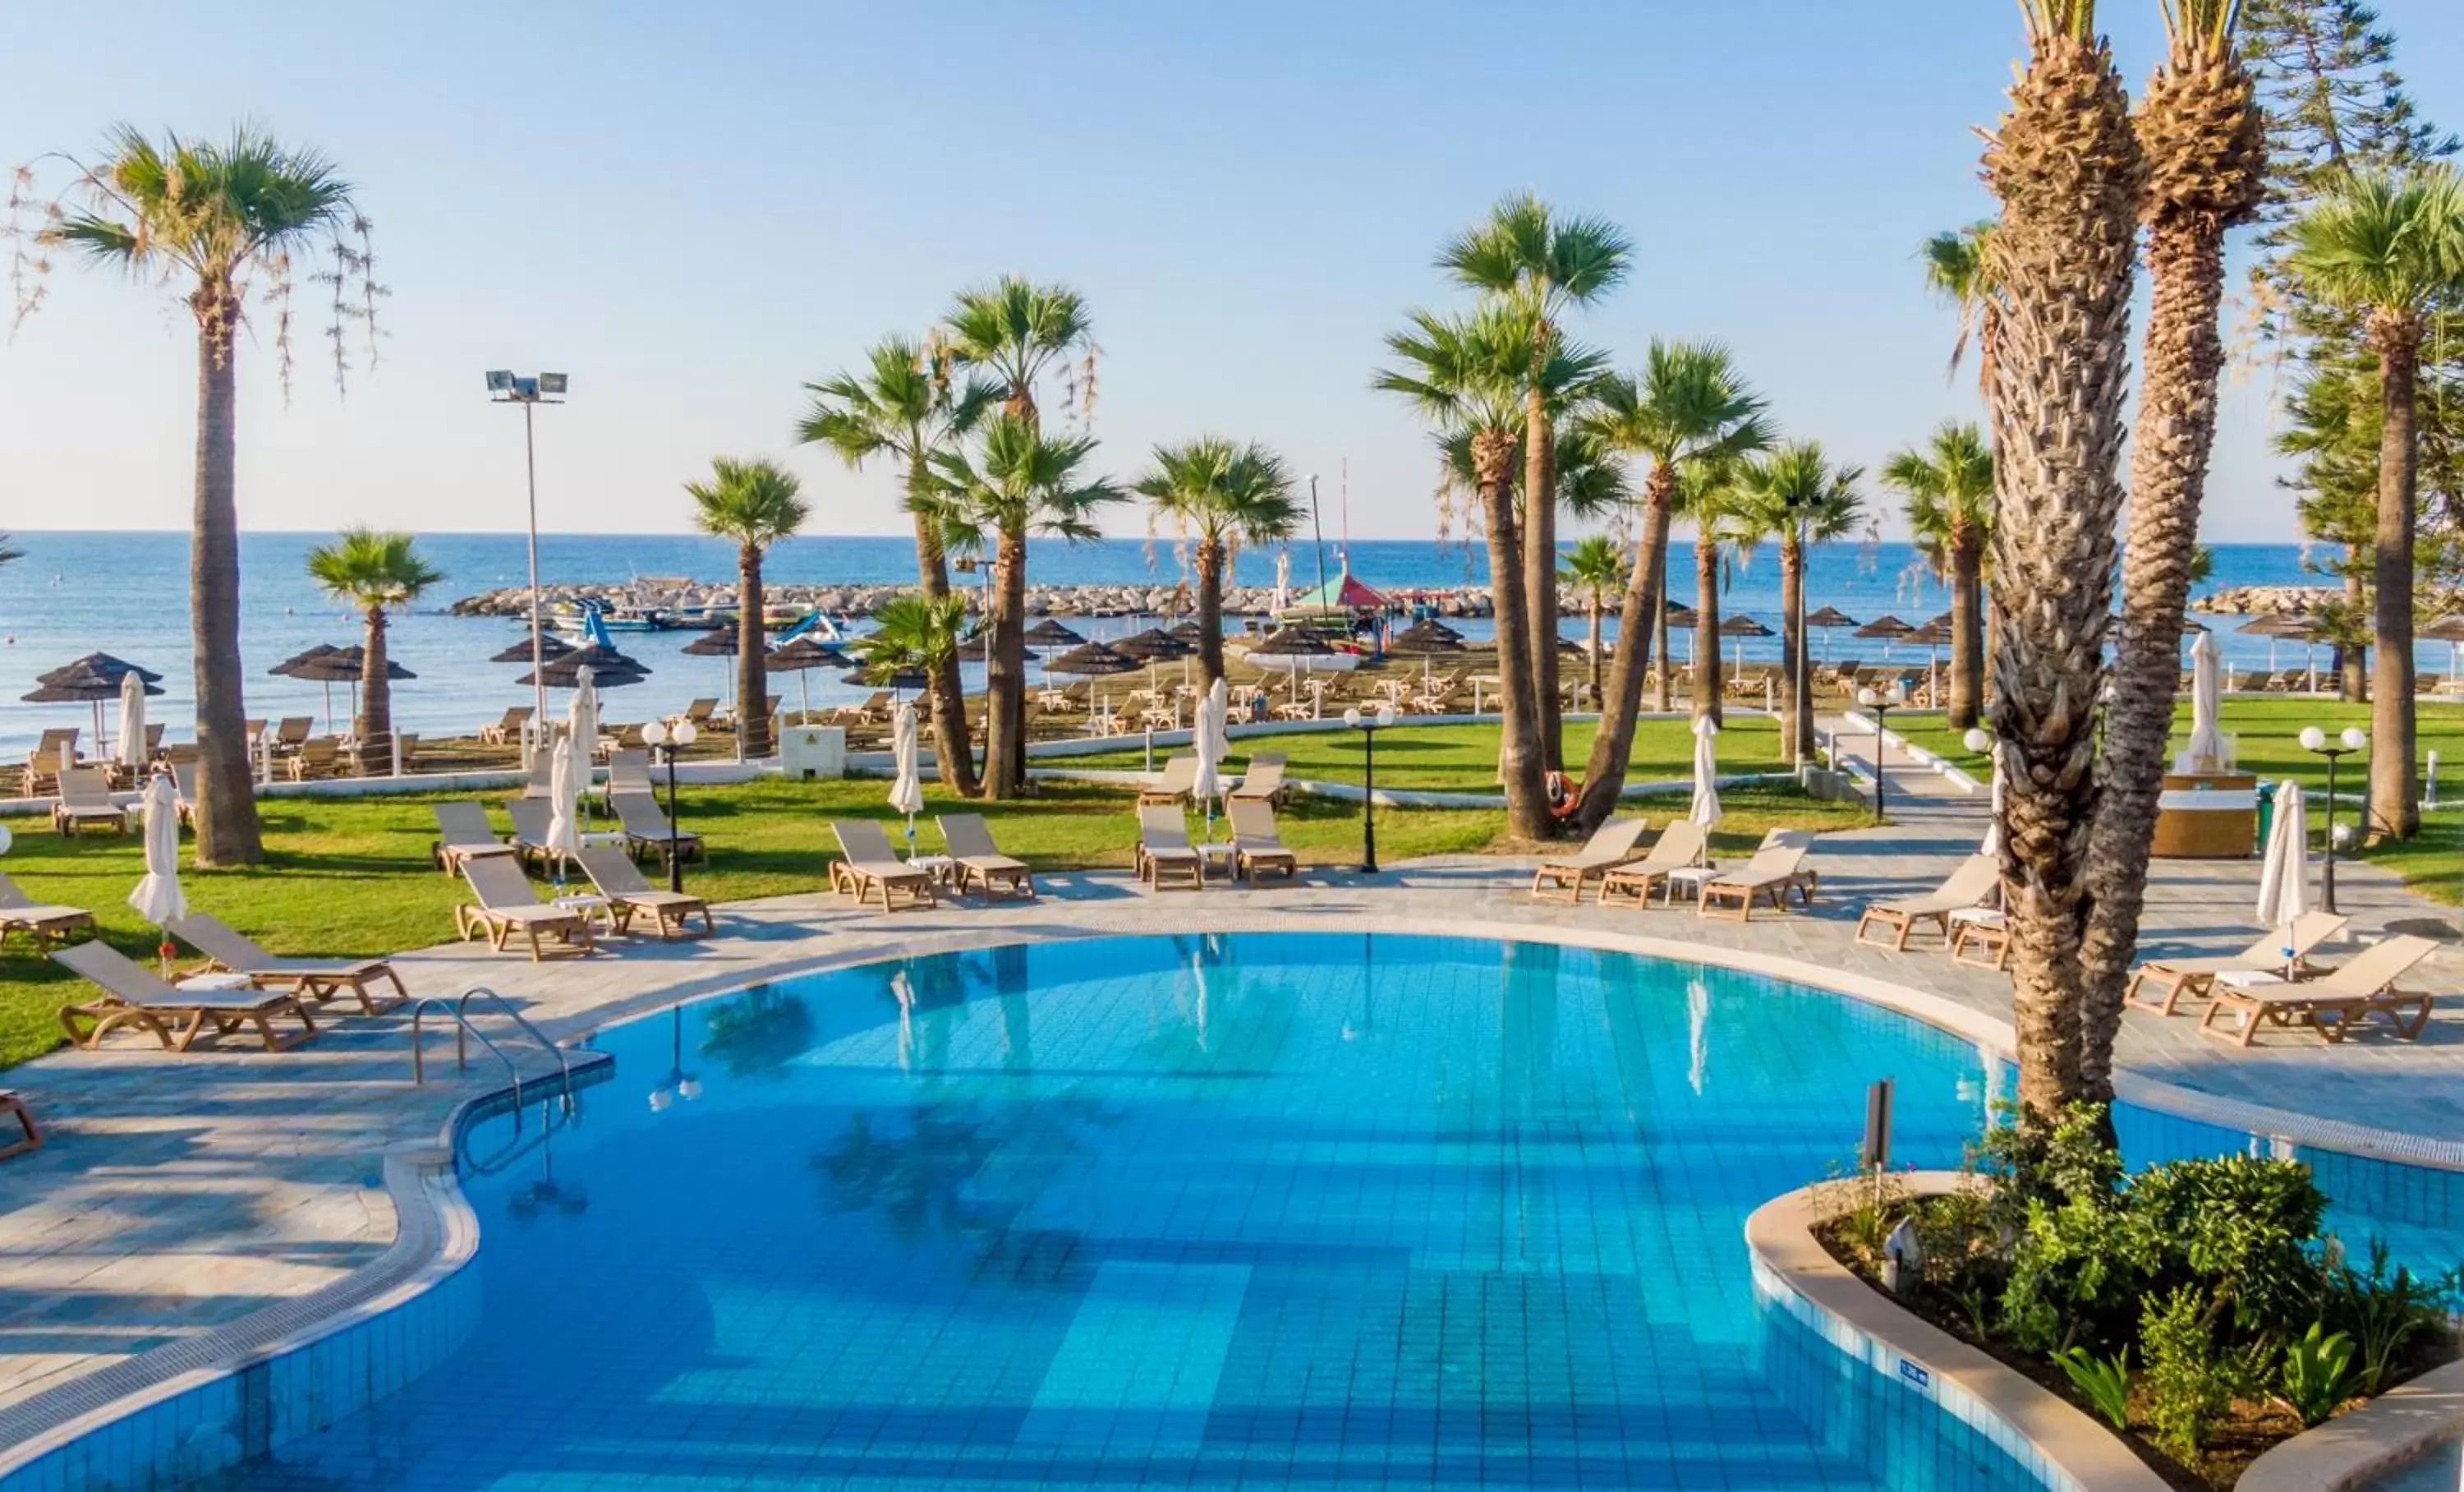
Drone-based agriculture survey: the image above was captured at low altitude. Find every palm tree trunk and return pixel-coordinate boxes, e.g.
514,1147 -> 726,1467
1476,431 -> 1550,839
1693,537 -> 1722,721
738,545 -> 772,758
1196,539 -> 1228,691
1524,389 -> 1561,771
359,605 -> 393,776
1781,540 -> 1810,763
2342,562 -> 2368,702
1948,521 -> 1985,729
1574,466 -> 1672,827
908,458 -> 978,798
189,291 -> 262,865
2369,315 -> 2420,840
1586,598 -> 1602,701
1651,592 -> 1671,711
983,530 -> 1029,798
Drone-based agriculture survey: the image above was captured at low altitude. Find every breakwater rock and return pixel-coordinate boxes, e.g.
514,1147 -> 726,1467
2190,584 -> 2341,617
449,579 -> 1504,621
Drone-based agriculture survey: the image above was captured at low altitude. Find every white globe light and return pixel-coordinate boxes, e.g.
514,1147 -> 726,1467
1374,704 -> 1395,729
646,1087 -> 672,1113
1343,707 -> 1363,729
673,720 -> 699,747
1962,727 -> 1992,754
1856,688 -> 1878,708
2341,727 -> 2368,752
677,1076 -> 703,1102
642,720 -> 669,747
2298,726 -> 2326,752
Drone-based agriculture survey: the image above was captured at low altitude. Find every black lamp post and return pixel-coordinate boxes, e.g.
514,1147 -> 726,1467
1854,679 -> 1907,825
1343,702 -> 1396,873
2300,725 -> 2367,914
641,716 -> 699,893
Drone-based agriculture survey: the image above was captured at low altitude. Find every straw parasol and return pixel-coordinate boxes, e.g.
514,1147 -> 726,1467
1718,614 -> 1772,675
518,643 -> 649,689
683,624 -> 748,704
2236,611 -> 2321,674
1023,618 -> 1087,650
490,632 -> 575,665
1388,618 -> 1467,688
764,635 -> 849,724
1855,614 -> 1914,661
1246,625 -> 1353,715
37,652 -> 162,688
1042,641 -> 1141,730
1114,626 -> 1196,704
24,656 -> 164,756
1805,605 -> 1859,663
2421,613 -> 2464,679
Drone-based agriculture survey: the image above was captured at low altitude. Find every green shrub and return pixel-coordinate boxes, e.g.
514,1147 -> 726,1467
2054,1346 -> 2131,1430
2143,1284 -> 2227,1461
2327,1241 -> 2443,1395
2125,1154 -> 2328,1335
2279,1323 -> 2357,1427
2001,1186 -> 2150,1354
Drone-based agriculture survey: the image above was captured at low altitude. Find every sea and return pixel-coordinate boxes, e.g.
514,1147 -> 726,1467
0,532 -> 2351,758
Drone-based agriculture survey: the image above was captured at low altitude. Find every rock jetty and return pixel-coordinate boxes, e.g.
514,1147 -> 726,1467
2190,584 -> 2340,617
449,579 -> 1504,621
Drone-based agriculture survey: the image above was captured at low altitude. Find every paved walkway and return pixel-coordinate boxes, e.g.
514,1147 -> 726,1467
4,745 -> 2462,1424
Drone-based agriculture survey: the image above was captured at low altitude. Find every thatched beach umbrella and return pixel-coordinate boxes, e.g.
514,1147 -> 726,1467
1718,614 -> 1772,675
1805,605 -> 1859,664
490,632 -> 575,665
2237,611 -> 2320,675
1388,617 -> 1467,688
1247,625 -> 1352,716
683,624 -> 747,704
519,643 -> 649,689
25,656 -> 164,756
1023,618 -> 1086,651
1042,642 -> 1140,730
1114,626 -> 1196,701
2424,613 -> 2464,679
765,635 -> 848,724
1855,614 -> 1914,662
285,645 -> 415,739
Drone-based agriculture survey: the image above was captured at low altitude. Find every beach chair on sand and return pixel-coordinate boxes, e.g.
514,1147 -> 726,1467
1698,829 -> 1818,921
0,872 -> 96,951
168,912 -> 411,1015
1530,817 -> 1651,904
1597,820 -> 1711,908
1854,854 -> 2002,951
453,855 -> 597,960
431,801 -> 519,874
829,821 -> 938,911
53,940 -> 318,1052
1135,803 -> 1206,891
575,846 -> 715,938
611,791 -> 705,865
480,706 -> 532,746
52,769 -> 127,836
1229,754 -> 1288,804
1227,798 -> 1299,882
2125,911 -> 2351,1015
0,1092 -> 38,1161
1139,754 -> 1201,805
2200,934 -> 2440,1047
936,814 -> 1036,900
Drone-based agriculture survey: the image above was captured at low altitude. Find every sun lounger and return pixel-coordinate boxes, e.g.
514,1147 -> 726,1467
833,691 -> 894,726
53,940 -> 319,1052
1854,854 -> 2002,951
480,705 -> 532,746
168,912 -> 411,1015
1597,820 -> 1712,907
680,698 -> 719,728
611,791 -> 705,864
1139,753 -> 1202,806
505,797 -> 562,869
0,1091 -> 38,1161
25,727 -> 77,771
1949,908 -> 2009,970
453,854 -> 598,960
51,768 -> 127,836
575,846 -> 715,938
2200,934 -> 2439,1046
1530,817 -> 1651,903
431,800 -> 520,874
2124,910 -> 2351,1015
170,762 -> 200,827
521,744 -> 559,798
0,872 -> 96,951
1698,829 -> 1818,921
602,748 -> 654,802
1226,798 -> 1299,882
829,820 -> 938,910
1135,802 -> 1206,891
272,717 -> 314,750
1229,753 -> 1289,804
285,737 -> 341,781
936,813 -> 1036,899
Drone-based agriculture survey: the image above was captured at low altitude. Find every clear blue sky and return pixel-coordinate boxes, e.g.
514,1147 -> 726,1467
3,1 -> 2457,542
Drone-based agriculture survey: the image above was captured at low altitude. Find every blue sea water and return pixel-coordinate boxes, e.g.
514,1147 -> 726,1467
191,934 -> 2463,1491
0,533 -> 2339,757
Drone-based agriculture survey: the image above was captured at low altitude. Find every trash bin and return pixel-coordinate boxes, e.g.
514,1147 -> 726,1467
2255,778 -> 2273,853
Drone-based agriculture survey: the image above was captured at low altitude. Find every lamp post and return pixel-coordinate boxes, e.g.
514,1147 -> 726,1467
1343,702 -> 1396,873
647,1004 -> 703,1114
487,370 -> 568,760
1854,680 -> 1907,824
641,717 -> 698,893
2298,725 -> 2367,914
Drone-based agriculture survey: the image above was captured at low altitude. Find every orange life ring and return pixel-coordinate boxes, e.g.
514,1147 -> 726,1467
1544,771 -> 1583,819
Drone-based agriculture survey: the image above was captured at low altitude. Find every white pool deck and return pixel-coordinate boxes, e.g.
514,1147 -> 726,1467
2,718 -> 2460,1430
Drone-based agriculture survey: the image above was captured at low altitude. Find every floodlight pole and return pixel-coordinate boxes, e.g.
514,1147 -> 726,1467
491,371 -> 567,760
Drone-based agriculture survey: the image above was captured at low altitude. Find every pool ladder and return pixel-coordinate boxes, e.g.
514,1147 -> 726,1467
408,987 -> 579,1125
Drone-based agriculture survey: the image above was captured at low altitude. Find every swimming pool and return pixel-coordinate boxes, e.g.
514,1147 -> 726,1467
178,932 -> 2458,1490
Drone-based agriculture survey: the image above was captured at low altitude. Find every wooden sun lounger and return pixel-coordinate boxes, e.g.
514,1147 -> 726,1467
830,821 -> 938,911
505,798 -> 561,869
1135,802 -> 1206,891
1698,830 -> 1818,921
1229,754 -> 1288,804
611,791 -> 705,864
2124,911 -> 2351,1015
1139,754 -> 1201,805
1597,820 -> 1711,907
480,706 -> 532,745
53,940 -> 319,1052
0,1091 -> 38,1161
576,846 -> 715,938
431,800 -> 520,874
1226,798 -> 1299,882
0,872 -> 96,951
936,814 -> 1036,900
2199,934 -> 2439,1047
168,912 -> 411,1015
52,768 -> 128,836
1854,854 -> 2002,951
1530,817 -> 1651,903
453,855 -> 597,960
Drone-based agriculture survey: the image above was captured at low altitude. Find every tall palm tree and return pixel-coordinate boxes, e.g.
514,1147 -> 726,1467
1573,341 -> 1772,826
1919,221 -> 2002,395
2287,168 -> 2464,841
1134,439 -> 1299,691
1437,193 -> 1632,769
798,334 -> 996,795
857,592 -> 970,710
1376,305 -> 1557,839
687,458 -> 811,761
303,530 -> 442,776
942,277 -> 1094,427
930,415 -> 1124,797
1735,444 -> 1868,763
1677,457 -> 1753,722
2077,0 -> 2271,1102
38,127 -> 373,865
1559,536 -> 1625,705
1881,423 -> 1997,729
1981,0 -> 2145,1126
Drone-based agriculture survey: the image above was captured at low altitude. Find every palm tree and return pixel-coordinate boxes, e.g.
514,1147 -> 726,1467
930,415 -> 1124,796
1734,444 -> 1868,763
303,530 -> 442,776
942,277 -> 1093,427
686,458 -> 811,760
1438,194 -> 1632,769
859,592 -> 970,702
1919,221 -> 2002,395
1677,457 -> 1754,722
2077,0 -> 2271,1103
1134,439 -> 1299,691
1375,304 -> 1556,839
1881,423 -> 1997,729
2288,168 -> 2464,841
1980,0 -> 2145,1126
798,334 -> 996,795
1559,536 -> 1625,706
1573,341 -> 1772,826
36,127 -> 374,865
0,534 -> 21,571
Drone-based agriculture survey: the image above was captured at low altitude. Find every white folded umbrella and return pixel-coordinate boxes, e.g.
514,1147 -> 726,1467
2255,779 -> 2309,928
1689,715 -> 1724,830
127,774 -> 186,927
117,670 -> 148,771
890,701 -> 925,854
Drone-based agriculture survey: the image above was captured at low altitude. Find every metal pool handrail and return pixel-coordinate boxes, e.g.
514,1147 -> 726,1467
407,987 -> 577,1121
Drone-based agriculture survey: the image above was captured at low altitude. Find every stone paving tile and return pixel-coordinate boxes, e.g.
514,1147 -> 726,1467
2,729 -> 2461,1417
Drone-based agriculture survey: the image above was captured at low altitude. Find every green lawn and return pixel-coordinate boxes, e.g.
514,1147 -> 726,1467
0,771 -> 1863,1069
1064,715 -> 1802,790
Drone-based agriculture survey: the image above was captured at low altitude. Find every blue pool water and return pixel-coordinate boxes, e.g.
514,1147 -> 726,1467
192,934 -> 2461,1491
